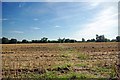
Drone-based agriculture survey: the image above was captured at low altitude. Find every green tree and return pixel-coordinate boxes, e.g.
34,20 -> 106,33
41,37 -> 48,43
9,38 -> 17,44
96,34 -> 105,42
65,39 -> 70,43
82,38 -> 85,42
116,36 -> 120,42
22,39 -> 28,43
2,37 -> 9,44
111,39 -> 116,42
58,38 -> 62,43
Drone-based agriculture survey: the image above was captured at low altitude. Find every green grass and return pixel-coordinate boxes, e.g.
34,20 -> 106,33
75,63 -> 88,67
61,54 -> 70,58
51,64 -> 71,71
90,66 -> 116,78
77,53 -> 89,60
93,66 -> 112,73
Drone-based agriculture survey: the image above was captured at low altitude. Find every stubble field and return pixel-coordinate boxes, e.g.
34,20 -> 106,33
2,42 -> 120,79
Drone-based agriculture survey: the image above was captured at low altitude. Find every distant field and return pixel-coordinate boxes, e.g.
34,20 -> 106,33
2,42 -> 119,79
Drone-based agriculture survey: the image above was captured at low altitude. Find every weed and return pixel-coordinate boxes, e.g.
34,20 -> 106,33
77,53 -> 89,60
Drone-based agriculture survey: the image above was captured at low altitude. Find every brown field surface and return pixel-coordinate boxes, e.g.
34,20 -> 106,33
1,42 -> 120,79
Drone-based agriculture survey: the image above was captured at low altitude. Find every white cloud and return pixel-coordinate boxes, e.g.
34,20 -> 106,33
0,18 -> 8,21
33,18 -> 39,21
50,13 -> 81,23
74,5 -> 118,40
32,27 -> 40,30
86,2 -> 101,10
10,31 -> 24,34
55,25 -> 61,28
90,2 -> 100,7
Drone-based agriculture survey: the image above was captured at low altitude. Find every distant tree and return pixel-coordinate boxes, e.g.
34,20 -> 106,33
111,39 -> 116,42
47,40 -> 51,43
50,40 -> 58,43
0,38 -> 2,44
65,39 -> 70,43
96,34 -> 105,42
91,39 -> 96,42
104,38 -> 110,42
2,37 -> 9,44
32,40 -> 35,43
32,40 -> 40,43
96,34 -> 99,41
58,38 -> 76,43
59,38 -> 65,43
87,39 -> 96,42
58,38 -> 62,43
17,41 -> 22,43
2,35 -> 120,44
87,39 -> 91,42
82,38 -> 85,42
70,39 -> 77,43
116,36 -> 120,42
9,38 -> 17,44
22,39 -> 28,43
62,38 -> 65,43
41,37 -> 48,43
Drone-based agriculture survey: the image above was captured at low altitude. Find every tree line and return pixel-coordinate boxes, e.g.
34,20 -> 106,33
1,34 -> 120,44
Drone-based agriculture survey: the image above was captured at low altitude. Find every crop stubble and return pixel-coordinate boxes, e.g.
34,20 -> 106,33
1,42 -> 120,79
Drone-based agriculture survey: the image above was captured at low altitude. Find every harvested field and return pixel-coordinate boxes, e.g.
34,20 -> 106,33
1,42 -> 120,79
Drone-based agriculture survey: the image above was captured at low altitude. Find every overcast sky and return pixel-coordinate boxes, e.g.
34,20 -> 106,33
2,2 -> 118,40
